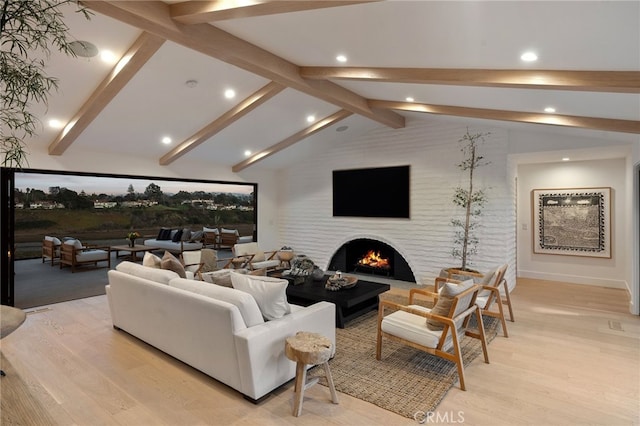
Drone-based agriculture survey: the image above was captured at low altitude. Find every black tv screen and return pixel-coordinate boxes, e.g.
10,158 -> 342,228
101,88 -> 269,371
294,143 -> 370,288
332,165 -> 410,218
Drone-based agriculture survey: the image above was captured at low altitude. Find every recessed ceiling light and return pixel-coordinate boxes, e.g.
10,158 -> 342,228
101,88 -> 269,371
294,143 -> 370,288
224,89 -> 236,99
562,157 -> 570,161
48,119 -> 64,129
185,79 -> 198,88
544,107 -> 556,113
521,51 -> 538,62
406,97 -> 414,102
336,125 -> 349,132
306,115 -> 315,123
244,150 -> 252,157
100,50 -> 117,64
162,136 -> 172,145
336,54 -> 347,63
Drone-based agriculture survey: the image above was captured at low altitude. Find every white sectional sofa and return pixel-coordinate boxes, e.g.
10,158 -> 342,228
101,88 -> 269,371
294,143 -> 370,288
106,261 -> 336,401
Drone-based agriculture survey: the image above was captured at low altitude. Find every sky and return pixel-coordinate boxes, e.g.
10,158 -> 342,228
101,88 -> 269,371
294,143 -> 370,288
15,172 -> 254,196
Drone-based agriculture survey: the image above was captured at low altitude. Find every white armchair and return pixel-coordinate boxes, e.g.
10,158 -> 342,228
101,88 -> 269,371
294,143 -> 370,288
376,280 -> 489,391
232,242 -> 280,271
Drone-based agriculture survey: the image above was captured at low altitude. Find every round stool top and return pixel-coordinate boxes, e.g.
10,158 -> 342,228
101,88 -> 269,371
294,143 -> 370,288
285,331 -> 332,365
1,305 -> 26,339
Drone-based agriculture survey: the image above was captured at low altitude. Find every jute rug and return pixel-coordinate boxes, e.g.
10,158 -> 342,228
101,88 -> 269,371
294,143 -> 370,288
308,293 -> 499,419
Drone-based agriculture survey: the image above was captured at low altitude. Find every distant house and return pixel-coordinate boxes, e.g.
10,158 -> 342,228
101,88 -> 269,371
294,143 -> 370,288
94,201 -> 117,209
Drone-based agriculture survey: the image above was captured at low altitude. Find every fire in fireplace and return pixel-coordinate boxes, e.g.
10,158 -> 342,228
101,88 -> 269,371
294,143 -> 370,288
356,250 -> 390,270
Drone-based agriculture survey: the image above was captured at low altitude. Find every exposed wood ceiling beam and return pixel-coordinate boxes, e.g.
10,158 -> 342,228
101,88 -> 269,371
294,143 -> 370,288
170,1 -> 380,24
369,100 -> 640,134
233,109 -> 353,172
160,81 -> 285,165
82,1 -> 405,129
300,67 -> 640,94
48,32 -> 165,155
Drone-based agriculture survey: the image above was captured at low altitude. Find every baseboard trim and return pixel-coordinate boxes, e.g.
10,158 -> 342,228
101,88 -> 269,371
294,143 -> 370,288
518,269 -> 626,289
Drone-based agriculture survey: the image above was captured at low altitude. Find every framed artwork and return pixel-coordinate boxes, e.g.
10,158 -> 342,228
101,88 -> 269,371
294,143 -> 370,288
532,187 -> 611,258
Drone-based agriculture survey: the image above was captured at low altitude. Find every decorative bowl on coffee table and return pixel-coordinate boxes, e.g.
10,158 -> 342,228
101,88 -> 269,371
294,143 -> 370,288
325,274 -> 358,291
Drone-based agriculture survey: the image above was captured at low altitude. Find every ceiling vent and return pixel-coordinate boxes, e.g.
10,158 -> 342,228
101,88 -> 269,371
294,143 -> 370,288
69,40 -> 98,58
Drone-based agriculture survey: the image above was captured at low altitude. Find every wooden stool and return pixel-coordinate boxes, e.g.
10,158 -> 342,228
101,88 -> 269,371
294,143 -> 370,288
284,331 -> 338,417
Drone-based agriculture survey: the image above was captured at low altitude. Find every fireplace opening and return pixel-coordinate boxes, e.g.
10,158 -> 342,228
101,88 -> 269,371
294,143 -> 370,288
329,238 -> 415,282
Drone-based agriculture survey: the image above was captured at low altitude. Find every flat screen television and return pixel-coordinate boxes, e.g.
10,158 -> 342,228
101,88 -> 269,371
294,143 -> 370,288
332,165 -> 410,218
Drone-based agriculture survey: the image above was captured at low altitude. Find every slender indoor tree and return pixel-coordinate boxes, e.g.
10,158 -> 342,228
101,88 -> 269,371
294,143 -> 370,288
0,0 -> 90,167
451,128 -> 490,271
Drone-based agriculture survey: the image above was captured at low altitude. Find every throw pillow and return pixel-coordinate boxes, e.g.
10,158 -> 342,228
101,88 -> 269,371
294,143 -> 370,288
427,279 -> 475,331
142,252 -> 162,268
171,229 -> 183,242
180,228 -> 191,241
203,226 -> 219,235
161,251 -> 186,278
230,272 -> 291,321
189,230 -> 203,243
203,269 -> 237,287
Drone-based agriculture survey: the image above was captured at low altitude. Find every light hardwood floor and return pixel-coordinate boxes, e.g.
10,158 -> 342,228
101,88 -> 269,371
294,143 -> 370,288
1,278 -> 638,425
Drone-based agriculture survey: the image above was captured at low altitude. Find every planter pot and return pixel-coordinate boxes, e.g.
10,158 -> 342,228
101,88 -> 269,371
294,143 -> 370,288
440,267 -> 482,282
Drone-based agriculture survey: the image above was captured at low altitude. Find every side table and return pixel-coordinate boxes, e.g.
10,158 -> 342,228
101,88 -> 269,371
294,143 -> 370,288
1,305 -> 27,376
284,331 -> 338,416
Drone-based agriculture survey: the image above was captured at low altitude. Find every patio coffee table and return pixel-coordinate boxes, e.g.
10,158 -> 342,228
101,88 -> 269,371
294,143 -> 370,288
277,273 -> 390,328
110,244 -> 154,262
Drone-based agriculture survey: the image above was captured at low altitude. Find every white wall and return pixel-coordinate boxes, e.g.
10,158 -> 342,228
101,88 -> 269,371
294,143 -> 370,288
277,119 -> 517,286
516,158 -> 628,290
23,148 -> 281,248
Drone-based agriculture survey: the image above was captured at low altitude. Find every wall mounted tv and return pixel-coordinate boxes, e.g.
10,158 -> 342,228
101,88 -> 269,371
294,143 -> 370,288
332,165 -> 410,218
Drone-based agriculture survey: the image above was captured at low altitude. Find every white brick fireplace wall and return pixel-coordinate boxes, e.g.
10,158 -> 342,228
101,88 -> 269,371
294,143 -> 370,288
277,120 -> 516,285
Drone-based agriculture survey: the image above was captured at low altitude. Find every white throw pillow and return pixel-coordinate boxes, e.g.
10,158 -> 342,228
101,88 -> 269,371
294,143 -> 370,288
142,252 -> 162,268
230,272 -> 291,321
203,226 -> 219,234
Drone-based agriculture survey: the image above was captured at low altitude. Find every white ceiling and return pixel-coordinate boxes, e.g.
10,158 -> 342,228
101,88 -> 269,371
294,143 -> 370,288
24,1 -> 640,171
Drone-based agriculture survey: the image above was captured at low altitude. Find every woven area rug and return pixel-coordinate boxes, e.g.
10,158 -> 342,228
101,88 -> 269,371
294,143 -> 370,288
308,293 -> 499,419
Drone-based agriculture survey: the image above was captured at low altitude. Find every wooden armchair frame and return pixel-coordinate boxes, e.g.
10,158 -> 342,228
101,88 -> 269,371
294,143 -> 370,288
376,285 -> 489,391
42,238 -> 60,266
438,264 -> 513,337
441,265 -> 514,323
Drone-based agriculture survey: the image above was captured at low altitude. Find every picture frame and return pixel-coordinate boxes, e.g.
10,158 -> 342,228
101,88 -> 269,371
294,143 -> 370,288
532,187 -> 611,258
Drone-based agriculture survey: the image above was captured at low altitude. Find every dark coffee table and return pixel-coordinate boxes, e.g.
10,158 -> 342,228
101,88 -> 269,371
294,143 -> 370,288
281,274 -> 390,328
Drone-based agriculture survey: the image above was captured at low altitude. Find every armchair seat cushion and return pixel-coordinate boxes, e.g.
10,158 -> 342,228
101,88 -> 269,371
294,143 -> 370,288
75,249 -> 109,263
381,307 -> 443,349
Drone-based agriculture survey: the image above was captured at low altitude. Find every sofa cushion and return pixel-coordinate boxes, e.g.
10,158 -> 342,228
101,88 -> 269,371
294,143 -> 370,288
230,272 -> 291,321
168,277 -> 264,327
427,279 -> 474,331
76,249 -> 108,262
161,251 -> 186,278
116,261 -> 179,284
